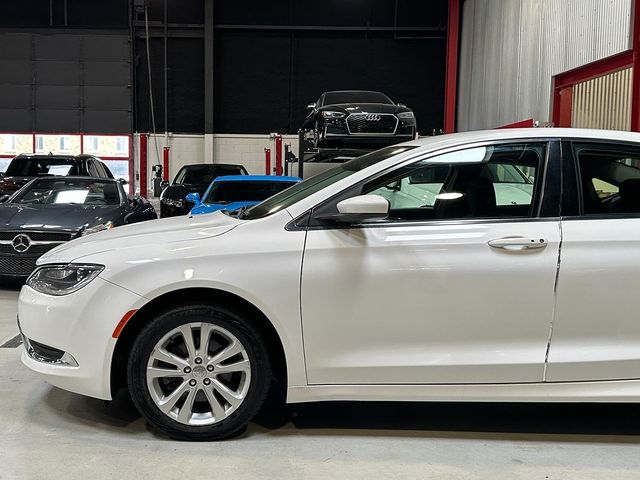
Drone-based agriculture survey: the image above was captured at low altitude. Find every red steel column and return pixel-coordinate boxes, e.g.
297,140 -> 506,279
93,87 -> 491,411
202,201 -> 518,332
264,148 -> 271,175
128,134 -> 134,195
140,134 -> 149,198
631,0 -> 640,131
444,0 -> 461,133
274,135 -> 283,176
162,146 -> 170,181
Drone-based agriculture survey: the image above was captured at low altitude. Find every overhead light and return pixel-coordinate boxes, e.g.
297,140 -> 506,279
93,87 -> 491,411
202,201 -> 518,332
435,192 -> 464,200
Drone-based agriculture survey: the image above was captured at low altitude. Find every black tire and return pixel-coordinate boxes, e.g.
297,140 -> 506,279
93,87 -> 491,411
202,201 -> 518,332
127,304 -> 272,441
313,120 -> 324,149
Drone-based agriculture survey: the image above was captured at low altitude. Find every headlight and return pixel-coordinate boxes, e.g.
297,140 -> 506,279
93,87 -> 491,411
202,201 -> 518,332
27,264 -> 104,296
164,198 -> 184,208
322,111 -> 345,118
398,112 -> 415,119
81,221 -> 113,237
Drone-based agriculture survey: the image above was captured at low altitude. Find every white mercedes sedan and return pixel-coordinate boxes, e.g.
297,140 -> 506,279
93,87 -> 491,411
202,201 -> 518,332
18,128 -> 640,440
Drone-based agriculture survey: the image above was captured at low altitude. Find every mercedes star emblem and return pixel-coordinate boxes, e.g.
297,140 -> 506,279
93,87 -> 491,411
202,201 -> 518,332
11,234 -> 32,253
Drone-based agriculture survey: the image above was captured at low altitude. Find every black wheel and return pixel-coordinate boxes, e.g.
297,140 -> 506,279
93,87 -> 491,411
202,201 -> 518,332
127,304 -> 272,441
313,120 -> 324,149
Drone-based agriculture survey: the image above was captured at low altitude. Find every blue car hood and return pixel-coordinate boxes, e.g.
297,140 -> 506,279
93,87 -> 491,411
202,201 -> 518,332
190,200 -> 260,216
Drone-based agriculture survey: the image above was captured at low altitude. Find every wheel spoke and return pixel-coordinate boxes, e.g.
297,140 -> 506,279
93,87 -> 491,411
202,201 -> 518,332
150,348 -> 190,370
157,380 -> 189,414
198,323 -> 214,358
214,359 -> 250,375
211,378 -> 243,408
208,341 -> 243,367
178,325 -> 197,361
147,366 -> 187,380
203,386 -> 227,419
176,387 -> 198,424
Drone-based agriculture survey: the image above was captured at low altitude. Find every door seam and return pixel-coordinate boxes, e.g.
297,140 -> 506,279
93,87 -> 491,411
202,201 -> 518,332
543,220 -> 563,381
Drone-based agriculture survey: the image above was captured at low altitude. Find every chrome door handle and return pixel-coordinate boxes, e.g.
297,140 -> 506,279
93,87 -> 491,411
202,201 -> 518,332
488,237 -> 548,251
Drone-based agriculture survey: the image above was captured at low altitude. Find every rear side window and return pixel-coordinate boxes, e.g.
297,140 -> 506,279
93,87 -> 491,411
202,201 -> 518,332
574,143 -> 640,216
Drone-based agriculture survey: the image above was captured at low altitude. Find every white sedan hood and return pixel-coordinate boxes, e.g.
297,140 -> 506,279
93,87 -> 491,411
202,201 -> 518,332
37,211 -> 241,265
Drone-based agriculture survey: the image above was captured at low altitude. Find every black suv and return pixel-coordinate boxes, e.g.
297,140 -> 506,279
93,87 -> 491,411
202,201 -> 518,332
160,163 -> 248,217
0,154 -> 114,198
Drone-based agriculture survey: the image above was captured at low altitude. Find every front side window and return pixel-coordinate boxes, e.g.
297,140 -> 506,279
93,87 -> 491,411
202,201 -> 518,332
243,145 -> 417,220
574,143 -> 640,215
362,143 -> 544,222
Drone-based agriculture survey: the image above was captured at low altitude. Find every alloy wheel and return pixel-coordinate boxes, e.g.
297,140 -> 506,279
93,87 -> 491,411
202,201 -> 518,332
145,322 -> 252,426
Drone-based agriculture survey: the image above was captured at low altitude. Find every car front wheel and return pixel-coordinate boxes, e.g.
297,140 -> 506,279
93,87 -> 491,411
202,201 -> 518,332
127,304 -> 271,441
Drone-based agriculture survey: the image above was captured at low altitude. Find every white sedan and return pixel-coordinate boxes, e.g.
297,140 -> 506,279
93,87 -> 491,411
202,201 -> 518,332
18,128 -> 640,440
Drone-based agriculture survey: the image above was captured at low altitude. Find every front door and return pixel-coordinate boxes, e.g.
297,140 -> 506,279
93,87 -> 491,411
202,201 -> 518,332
301,141 -> 561,385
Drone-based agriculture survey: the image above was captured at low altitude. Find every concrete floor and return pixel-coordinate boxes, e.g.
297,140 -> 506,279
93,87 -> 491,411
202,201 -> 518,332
2,286 -> 640,479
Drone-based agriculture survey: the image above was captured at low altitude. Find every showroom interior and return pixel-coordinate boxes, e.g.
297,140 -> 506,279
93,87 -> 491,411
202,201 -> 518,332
3,0 -> 640,478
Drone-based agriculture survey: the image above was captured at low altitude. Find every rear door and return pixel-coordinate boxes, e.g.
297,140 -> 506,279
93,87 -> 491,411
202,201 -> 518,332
547,141 -> 640,381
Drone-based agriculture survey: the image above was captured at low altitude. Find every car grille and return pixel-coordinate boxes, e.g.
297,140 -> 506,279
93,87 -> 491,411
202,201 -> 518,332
0,244 -> 62,255
0,256 -> 39,277
0,231 -> 73,242
0,231 -> 74,276
346,114 -> 398,134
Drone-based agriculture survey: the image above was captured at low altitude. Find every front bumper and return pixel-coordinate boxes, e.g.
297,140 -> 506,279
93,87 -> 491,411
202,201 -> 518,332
18,276 -> 146,400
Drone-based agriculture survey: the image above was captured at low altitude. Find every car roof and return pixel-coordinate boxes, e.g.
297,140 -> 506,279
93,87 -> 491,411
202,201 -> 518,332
28,176 -> 116,183
14,154 -> 79,160
324,90 -> 384,95
181,163 -> 244,169
213,175 -> 300,182
408,128 -> 640,150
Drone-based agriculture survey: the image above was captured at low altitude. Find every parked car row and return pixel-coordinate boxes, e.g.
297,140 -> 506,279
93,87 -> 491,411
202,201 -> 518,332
0,153 -> 302,280
0,154 -> 157,281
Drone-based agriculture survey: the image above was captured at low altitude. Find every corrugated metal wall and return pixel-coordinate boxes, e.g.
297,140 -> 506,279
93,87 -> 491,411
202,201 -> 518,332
457,0 -> 632,131
572,67 -> 632,130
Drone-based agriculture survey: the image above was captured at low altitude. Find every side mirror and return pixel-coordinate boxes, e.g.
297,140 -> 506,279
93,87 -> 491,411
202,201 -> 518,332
397,103 -> 406,108
306,102 -> 316,110
0,195 -> 9,203
160,180 -> 170,189
185,192 -> 201,205
117,178 -> 128,186
316,194 -> 389,224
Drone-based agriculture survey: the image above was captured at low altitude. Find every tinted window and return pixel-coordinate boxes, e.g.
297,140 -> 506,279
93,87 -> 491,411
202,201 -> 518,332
86,160 -> 100,177
174,165 -> 246,186
205,181 -> 298,204
323,91 -> 393,106
12,178 -> 121,205
364,143 -> 543,221
5,157 -> 78,177
574,143 -> 640,215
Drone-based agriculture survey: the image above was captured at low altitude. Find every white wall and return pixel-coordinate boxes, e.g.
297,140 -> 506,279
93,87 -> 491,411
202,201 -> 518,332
457,0 -> 633,131
133,133 -> 300,195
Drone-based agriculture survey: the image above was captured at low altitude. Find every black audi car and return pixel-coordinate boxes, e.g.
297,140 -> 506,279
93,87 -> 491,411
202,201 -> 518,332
0,153 -> 114,197
303,90 -> 417,149
0,177 -> 156,280
160,163 -> 248,217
